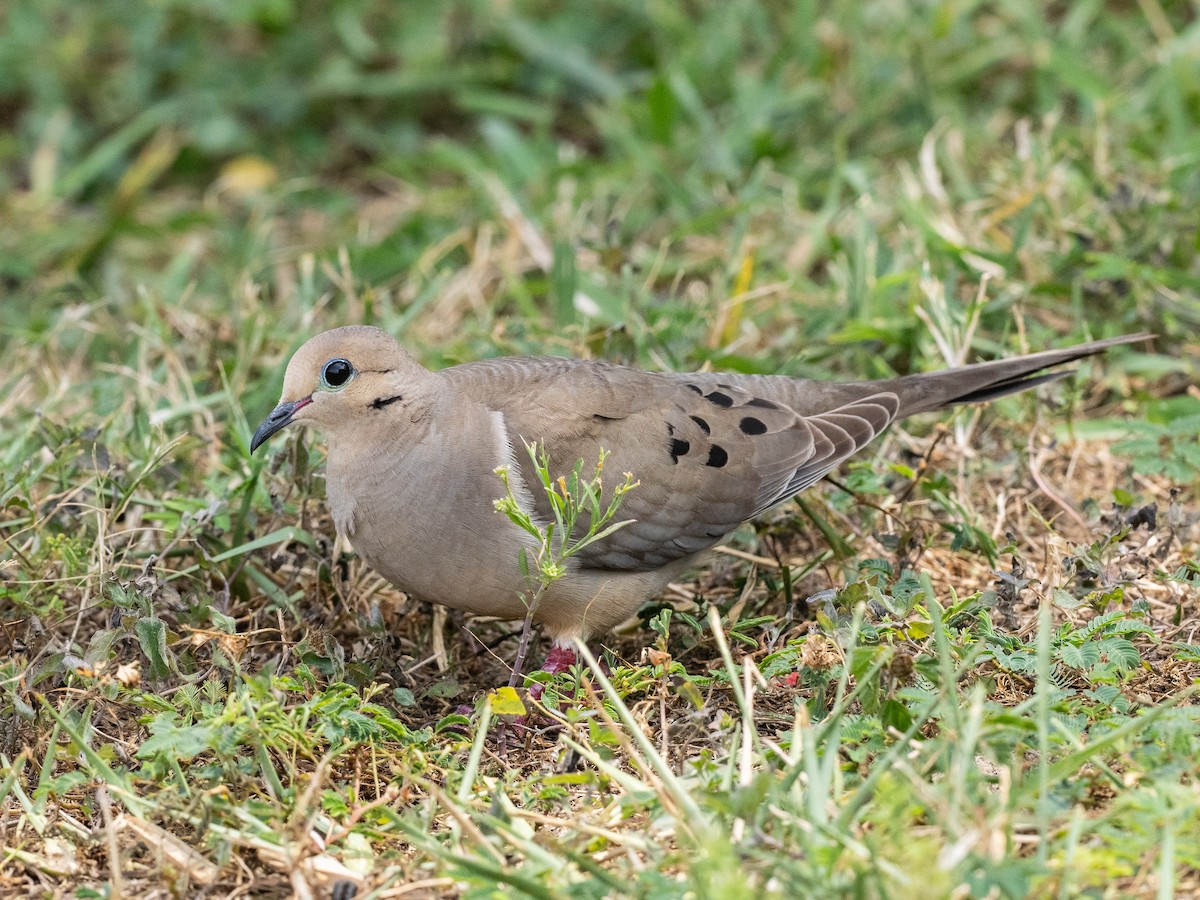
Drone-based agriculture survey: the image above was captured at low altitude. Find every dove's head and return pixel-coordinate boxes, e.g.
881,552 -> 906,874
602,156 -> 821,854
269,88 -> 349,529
250,326 -> 428,453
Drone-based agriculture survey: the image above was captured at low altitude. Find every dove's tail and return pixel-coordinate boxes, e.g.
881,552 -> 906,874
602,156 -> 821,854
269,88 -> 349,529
889,333 -> 1149,418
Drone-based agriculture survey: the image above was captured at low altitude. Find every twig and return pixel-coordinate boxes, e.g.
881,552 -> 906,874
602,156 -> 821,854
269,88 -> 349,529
895,424 -> 949,504
96,785 -> 124,899
1027,439 -> 1089,533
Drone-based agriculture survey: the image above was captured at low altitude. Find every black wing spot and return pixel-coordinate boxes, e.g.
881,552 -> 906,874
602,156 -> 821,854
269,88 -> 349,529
689,415 -> 711,434
704,391 -> 734,408
370,394 -> 403,410
747,397 -> 780,409
707,445 -> 729,468
739,416 -> 768,435
686,383 -> 703,395
669,438 -> 691,464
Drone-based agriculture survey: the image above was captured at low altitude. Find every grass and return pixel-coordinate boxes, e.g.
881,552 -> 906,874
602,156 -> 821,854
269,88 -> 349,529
2,0 -> 1200,896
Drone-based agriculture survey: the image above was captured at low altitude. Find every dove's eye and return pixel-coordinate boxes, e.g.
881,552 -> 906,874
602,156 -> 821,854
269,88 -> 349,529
321,358 -> 354,389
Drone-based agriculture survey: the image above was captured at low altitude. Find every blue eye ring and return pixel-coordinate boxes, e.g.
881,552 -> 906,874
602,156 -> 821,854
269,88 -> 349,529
320,358 -> 354,389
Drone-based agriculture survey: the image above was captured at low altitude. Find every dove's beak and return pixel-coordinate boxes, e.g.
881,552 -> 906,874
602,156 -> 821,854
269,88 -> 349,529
250,397 -> 311,453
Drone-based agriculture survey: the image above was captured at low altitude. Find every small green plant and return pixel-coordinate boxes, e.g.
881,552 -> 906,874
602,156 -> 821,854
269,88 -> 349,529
976,607 -> 1152,684
1057,526 -> 1134,610
1113,415 -> 1200,484
494,442 -> 638,690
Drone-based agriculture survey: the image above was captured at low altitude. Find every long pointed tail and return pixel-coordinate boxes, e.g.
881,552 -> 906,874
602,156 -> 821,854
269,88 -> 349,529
890,333 -> 1151,417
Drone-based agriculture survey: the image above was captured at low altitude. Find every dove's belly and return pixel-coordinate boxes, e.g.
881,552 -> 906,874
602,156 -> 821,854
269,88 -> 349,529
326,445 -> 697,638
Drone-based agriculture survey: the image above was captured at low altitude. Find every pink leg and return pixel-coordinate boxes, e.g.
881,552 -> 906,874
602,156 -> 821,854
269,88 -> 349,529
542,643 -> 578,674
528,642 -> 578,702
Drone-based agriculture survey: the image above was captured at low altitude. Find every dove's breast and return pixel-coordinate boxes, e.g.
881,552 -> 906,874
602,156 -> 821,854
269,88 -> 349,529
324,406 -> 540,621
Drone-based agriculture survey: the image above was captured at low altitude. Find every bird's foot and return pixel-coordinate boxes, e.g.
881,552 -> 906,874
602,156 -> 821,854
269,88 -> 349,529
543,642 -> 579,673
495,645 -> 581,755
528,642 -> 578,703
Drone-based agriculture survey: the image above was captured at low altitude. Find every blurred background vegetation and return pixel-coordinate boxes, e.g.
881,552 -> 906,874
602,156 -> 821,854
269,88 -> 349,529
3,1 -> 1196,384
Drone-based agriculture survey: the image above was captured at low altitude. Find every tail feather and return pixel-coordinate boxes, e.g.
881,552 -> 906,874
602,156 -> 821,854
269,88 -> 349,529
890,334 -> 1151,417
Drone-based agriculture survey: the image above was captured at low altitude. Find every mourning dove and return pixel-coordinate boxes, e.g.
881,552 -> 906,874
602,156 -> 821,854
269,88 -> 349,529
250,327 -> 1145,673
